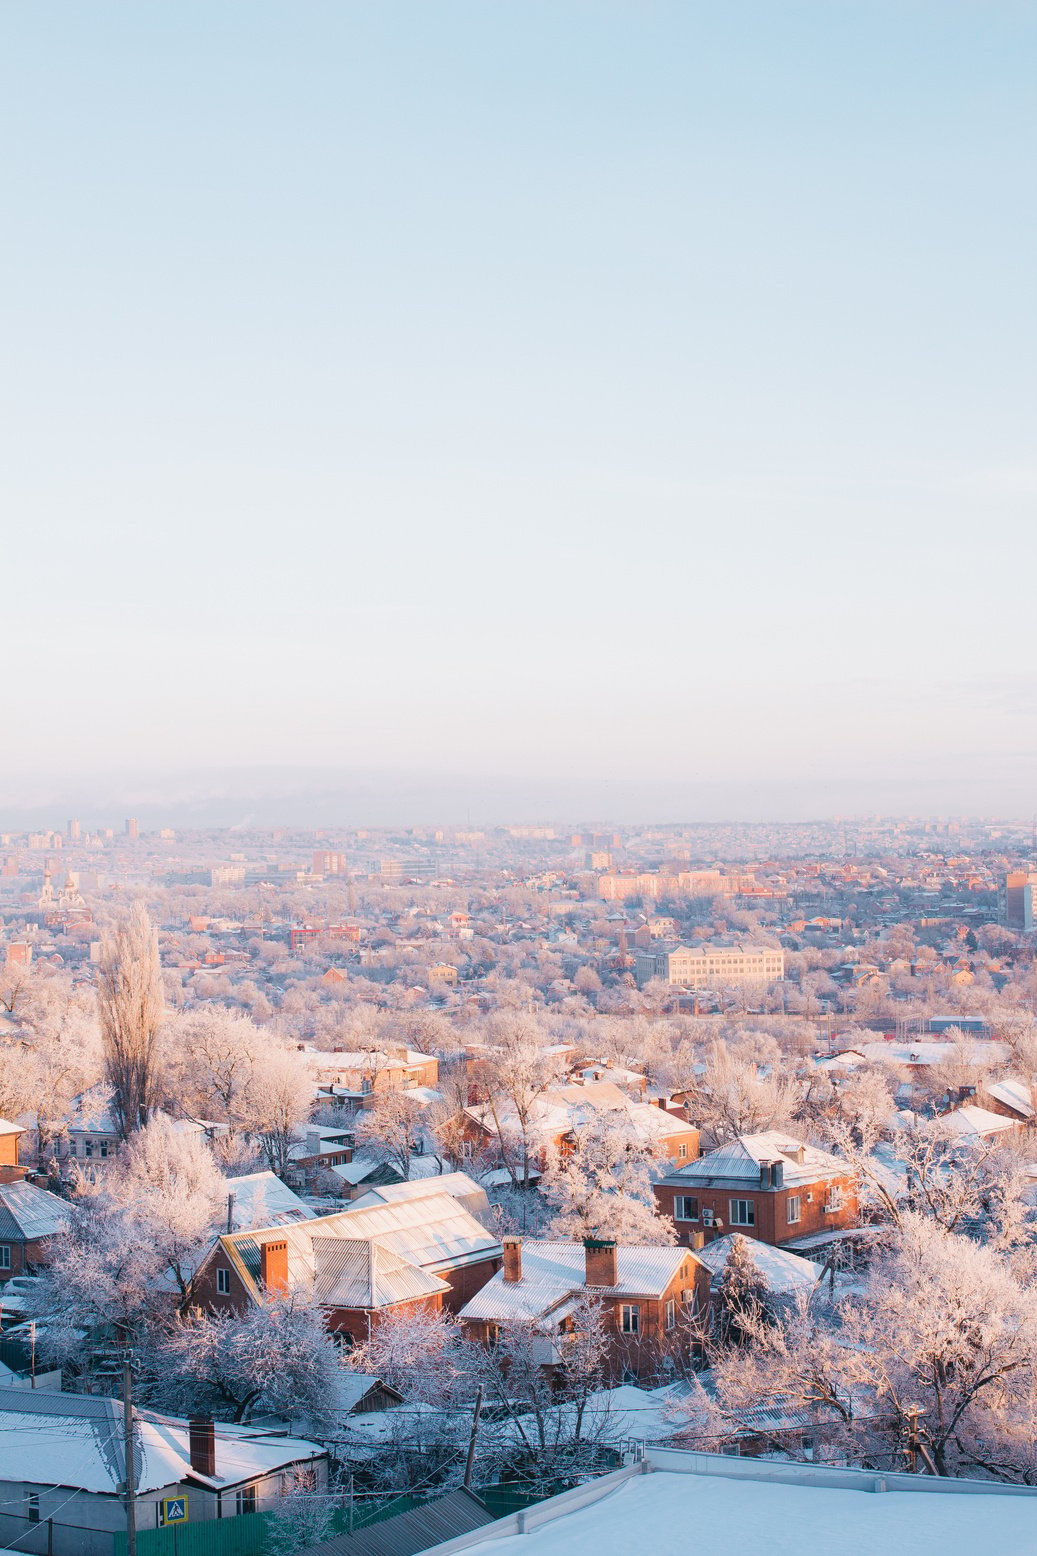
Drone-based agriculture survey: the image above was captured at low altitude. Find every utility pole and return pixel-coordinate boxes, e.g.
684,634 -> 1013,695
123,1359 -> 137,1556
463,1386 -> 484,1489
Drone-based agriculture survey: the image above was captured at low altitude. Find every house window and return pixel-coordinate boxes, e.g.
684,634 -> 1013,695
678,1143 -> 688,1159
674,1196 -> 699,1222
620,1304 -> 640,1334
216,1268 -> 231,1295
26,1493 -> 40,1525
786,1195 -> 802,1224
665,1299 -> 676,1331
729,1199 -> 755,1227
825,1186 -> 843,1213
0,1246 -> 10,1270
235,1487 -> 258,1516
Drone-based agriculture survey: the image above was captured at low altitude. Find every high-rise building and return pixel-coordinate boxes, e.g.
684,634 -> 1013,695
313,851 -> 347,876
1002,871 -> 1037,931
125,818 -> 139,839
67,818 -> 81,841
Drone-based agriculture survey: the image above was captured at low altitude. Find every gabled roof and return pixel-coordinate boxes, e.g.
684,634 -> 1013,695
692,1235 -> 822,1296
206,1188 -> 501,1308
223,1170 -> 316,1231
312,1237 -> 447,1309
0,1388 -> 324,1495
0,1181 -> 72,1242
350,1172 -> 491,1221
460,1241 -> 697,1325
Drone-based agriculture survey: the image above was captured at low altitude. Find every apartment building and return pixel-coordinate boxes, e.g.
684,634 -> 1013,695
636,943 -> 785,988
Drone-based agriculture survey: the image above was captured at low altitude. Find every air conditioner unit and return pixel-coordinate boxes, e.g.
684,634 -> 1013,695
702,1209 -> 715,1227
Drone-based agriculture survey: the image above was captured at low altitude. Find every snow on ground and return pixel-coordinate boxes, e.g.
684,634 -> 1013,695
449,1469 -> 1037,1556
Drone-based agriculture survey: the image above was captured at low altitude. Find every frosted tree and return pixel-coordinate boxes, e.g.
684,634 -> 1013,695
265,1469 -> 334,1556
470,1014 -> 565,1189
0,969 -> 102,1165
145,1296 -> 339,1428
540,1112 -> 674,1244
98,903 -> 164,1139
108,1114 -> 224,1302
353,1085 -> 424,1179
714,1234 -> 769,1345
693,1040 -> 801,1142
348,1302 -> 463,1406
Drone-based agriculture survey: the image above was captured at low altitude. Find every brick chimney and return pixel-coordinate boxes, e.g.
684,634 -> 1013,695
584,1238 -> 618,1288
502,1236 -> 522,1283
260,1238 -> 289,1295
188,1418 -> 216,1478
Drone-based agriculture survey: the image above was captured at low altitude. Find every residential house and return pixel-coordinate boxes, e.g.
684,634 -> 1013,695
192,1175 -> 502,1343
0,1388 -> 327,1556
464,1082 -> 699,1173
0,1119 -> 26,1184
0,1180 -> 72,1284
459,1237 -> 709,1384
655,1132 -> 858,1248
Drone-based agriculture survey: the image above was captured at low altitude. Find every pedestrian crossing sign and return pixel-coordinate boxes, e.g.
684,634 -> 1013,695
161,1497 -> 188,1524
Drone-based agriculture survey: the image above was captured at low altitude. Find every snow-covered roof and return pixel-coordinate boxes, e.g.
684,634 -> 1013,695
692,1235 -> 822,1296
663,1133 -> 848,1189
313,1236 -> 448,1308
0,1118 -> 24,1137
460,1242 -> 697,1324
0,1388 -> 324,1495
425,1453 -> 1037,1556
939,1105 -> 1020,1142
222,1171 -> 316,1231
859,1041 -> 1010,1068
215,1188 -> 500,1304
0,1181 -> 72,1242
984,1078 -> 1034,1119
350,1172 -> 491,1222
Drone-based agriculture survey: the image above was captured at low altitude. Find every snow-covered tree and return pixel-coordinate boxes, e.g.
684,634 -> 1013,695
353,1086 -> 423,1180
714,1235 -> 769,1345
265,1468 -> 334,1556
540,1112 -> 674,1244
107,1114 -> 224,1301
347,1302 -> 463,1406
470,1016 -> 566,1189
693,1040 -> 801,1143
98,903 -> 164,1139
145,1296 -> 339,1428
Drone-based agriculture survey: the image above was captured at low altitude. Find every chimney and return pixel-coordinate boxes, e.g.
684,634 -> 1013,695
584,1238 -> 618,1288
225,1193 -> 236,1234
502,1236 -> 522,1283
188,1418 -> 216,1478
260,1238 -> 289,1295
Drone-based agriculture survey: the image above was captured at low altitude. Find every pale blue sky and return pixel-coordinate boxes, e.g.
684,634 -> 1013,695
1,2 -> 1034,809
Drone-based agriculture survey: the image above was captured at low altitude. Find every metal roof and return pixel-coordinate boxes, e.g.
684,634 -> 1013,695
0,1181 -> 73,1242
312,1237 -> 447,1309
297,1488 -> 494,1556
662,1132 -> 848,1189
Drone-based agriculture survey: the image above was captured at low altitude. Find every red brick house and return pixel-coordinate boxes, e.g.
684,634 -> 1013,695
0,1180 -> 72,1283
654,1132 -> 858,1249
0,1121 -> 26,1186
459,1237 -> 710,1383
191,1175 -> 502,1344
464,1083 -> 700,1173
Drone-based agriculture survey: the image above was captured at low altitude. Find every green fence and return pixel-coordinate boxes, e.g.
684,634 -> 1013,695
113,1483 -> 545,1556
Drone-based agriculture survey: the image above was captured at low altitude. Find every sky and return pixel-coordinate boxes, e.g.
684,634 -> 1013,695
1,2 -> 1035,820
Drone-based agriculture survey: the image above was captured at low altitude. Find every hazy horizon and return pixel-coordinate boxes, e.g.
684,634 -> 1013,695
2,762 -> 1036,831
2,3 -> 1034,791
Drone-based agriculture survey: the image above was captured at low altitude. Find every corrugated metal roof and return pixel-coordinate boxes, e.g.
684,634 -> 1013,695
0,1181 -> 72,1241
296,1488 -> 494,1556
312,1237 -> 447,1309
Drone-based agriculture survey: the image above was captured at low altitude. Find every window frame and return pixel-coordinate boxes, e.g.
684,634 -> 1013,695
673,1195 -> 699,1223
0,1245 -> 11,1270
786,1194 -> 802,1224
620,1303 -> 640,1335
729,1198 -> 756,1227
216,1267 -> 231,1295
